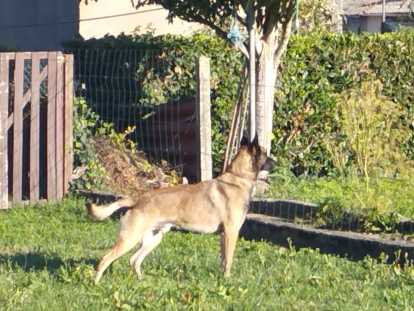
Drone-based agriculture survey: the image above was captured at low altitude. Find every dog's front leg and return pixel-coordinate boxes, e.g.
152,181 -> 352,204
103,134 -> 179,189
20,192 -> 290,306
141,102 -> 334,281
221,228 -> 239,277
220,231 -> 226,271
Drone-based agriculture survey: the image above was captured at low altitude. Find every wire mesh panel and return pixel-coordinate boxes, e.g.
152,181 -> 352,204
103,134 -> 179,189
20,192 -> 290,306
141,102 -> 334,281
71,48 -> 198,181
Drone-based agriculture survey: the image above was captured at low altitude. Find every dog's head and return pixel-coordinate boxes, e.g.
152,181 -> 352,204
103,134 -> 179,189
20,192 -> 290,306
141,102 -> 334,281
229,135 -> 276,178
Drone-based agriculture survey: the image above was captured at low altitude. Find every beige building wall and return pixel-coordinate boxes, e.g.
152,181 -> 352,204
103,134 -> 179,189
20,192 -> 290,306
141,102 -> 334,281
79,1 -> 204,39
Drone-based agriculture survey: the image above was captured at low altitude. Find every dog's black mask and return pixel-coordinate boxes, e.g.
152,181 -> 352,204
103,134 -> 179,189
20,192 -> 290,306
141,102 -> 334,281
261,157 -> 276,172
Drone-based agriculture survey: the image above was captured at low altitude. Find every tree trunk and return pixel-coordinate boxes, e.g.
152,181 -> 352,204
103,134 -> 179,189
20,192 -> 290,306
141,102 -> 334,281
255,43 -> 277,153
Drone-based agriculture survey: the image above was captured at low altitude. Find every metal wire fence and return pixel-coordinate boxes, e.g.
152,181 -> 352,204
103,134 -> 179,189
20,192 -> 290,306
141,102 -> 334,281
69,48 -> 199,180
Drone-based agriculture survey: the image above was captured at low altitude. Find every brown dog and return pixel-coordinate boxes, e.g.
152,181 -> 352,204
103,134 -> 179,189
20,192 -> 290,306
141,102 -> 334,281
87,135 -> 275,283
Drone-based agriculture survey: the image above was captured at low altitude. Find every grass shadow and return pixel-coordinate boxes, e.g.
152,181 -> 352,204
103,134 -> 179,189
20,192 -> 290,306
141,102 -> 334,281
0,252 -> 97,274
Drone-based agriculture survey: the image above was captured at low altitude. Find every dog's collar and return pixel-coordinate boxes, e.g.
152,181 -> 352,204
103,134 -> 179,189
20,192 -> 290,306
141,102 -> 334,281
227,170 -> 256,181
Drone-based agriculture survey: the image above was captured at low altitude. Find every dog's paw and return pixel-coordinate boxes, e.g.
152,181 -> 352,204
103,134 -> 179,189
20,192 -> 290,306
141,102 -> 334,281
86,202 -> 97,218
134,267 -> 143,279
85,202 -> 93,211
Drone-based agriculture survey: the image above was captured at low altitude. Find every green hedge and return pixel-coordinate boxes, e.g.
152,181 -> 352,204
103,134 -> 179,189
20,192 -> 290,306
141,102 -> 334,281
65,30 -> 414,176
275,31 -> 414,176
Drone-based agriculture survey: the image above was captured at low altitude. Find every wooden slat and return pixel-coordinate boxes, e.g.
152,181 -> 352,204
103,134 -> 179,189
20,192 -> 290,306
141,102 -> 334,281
0,53 -> 10,208
34,52 -> 48,59
6,64 -> 48,131
63,54 -> 74,194
21,65 -> 48,109
30,53 -> 41,201
12,53 -> 24,202
6,114 -> 13,130
55,53 -> 64,199
2,52 -> 15,60
46,52 -> 57,200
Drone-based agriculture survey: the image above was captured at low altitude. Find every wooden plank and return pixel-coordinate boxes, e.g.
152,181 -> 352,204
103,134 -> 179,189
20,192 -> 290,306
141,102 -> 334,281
13,53 -> 24,202
30,53 -> 41,201
20,65 -> 48,109
55,53 -> 64,199
63,54 -> 74,194
6,114 -> 13,130
0,53 -> 10,208
46,52 -> 57,200
2,52 -> 15,60
34,52 -> 48,59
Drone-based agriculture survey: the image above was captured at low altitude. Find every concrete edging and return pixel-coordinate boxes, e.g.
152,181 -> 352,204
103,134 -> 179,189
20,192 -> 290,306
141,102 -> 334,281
241,213 -> 414,263
250,199 -> 414,234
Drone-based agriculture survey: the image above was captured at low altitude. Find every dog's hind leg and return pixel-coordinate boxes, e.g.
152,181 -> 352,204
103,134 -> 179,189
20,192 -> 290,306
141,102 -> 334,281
94,235 -> 140,284
129,225 -> 171,278
94,212 -> 146,283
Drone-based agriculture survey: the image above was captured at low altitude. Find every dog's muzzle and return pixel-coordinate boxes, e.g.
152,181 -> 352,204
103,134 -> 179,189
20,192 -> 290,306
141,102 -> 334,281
261,157 -> 277,172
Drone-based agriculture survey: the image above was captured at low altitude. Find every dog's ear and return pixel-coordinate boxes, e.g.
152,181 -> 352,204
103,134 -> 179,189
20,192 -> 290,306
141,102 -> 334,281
240,136 -> 249,147
251,134 -> 259,148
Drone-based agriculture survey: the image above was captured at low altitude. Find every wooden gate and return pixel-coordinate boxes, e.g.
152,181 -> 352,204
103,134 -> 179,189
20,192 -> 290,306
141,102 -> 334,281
0,52 -> 73,208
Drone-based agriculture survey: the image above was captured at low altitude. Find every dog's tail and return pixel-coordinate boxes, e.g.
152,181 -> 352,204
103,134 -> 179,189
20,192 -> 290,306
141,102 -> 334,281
86,197 -> 135,221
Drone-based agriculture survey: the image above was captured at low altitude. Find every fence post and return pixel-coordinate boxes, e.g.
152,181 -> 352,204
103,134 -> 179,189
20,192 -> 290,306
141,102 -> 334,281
195,56 -> 212,182
0,54 -> 9,208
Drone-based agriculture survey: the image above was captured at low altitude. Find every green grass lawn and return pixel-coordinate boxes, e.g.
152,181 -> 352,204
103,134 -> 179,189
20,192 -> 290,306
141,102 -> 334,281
1,197 -> 413,310
267,170 -> 414,232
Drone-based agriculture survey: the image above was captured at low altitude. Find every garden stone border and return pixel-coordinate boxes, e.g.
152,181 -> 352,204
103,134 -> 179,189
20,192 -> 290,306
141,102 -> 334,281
250,199 -> 414,234
240,214 -> 414,264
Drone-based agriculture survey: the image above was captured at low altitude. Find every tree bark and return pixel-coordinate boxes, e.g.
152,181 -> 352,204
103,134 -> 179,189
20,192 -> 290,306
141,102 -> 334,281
255,42 -> 277,153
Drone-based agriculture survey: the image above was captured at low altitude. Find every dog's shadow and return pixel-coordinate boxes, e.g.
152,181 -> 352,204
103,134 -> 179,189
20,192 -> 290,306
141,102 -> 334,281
0,252 -> 97,275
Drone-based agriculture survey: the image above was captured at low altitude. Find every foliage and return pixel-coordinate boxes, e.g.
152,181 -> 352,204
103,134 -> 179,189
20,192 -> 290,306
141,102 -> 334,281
274,30 -> 414,176
130,0 -> 297,59
73,96 -> 181,194
72,97 -> 108,190
1,198 -> 414,310
72,97 -> 139,190
326,79 -> 413,180
298,0 -> 338,32
268,169 -> 414,233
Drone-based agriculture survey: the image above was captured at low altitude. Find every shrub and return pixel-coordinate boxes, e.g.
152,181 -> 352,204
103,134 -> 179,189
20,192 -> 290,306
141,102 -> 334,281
72,97 -> 181,194
274,30 -> 414,176
325,78 -> 413,179
72,97 -> 111,190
